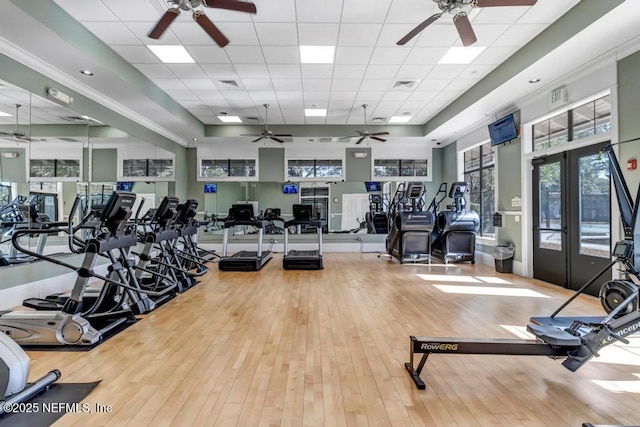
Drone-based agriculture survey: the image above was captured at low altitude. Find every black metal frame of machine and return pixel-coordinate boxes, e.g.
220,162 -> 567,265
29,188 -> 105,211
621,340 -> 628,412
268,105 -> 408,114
218,204 -> 273,271
283,204 -> 324,270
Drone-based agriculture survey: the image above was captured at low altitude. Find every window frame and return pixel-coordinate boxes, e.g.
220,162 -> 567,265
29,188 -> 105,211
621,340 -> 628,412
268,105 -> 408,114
199,158 -> 258,181
373,158 -> 429,179
121,158 -> 175,181
463,142 -> 496,240
286,159 -> 343,181
29,158 -> 81,181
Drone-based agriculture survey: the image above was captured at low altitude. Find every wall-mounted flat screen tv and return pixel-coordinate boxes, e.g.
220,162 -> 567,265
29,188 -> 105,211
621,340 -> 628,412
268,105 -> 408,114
365,181 -> 382,192
283,183 -> 298,194
204,183 -> 217,193
116,181 -> 133,191
488,113 -> 518,146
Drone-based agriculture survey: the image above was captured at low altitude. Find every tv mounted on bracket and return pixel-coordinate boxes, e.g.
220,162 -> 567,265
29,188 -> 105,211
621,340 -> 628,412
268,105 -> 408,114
283,183 -> 298,194
364,181 -> 382,192
116,181 -> 133,192
488,113 -> 518,146
204,183 -> 217,193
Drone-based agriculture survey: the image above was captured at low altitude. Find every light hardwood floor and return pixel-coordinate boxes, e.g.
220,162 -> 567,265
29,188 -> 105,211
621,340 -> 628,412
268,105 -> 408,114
25,253 -> 640,426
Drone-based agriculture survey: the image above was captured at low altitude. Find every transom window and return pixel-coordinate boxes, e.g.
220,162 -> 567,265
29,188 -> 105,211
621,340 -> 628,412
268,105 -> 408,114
287,159 -> 342,178
374,159 -> 428,177
463,143 -> 495,238
30,159 -> 80,178
123,159 -> 174,178
201,159 -> 256,177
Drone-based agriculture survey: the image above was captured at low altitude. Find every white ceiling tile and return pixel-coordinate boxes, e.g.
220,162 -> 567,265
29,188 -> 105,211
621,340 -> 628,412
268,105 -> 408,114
381,92 -> 410,102
334,47 -> 373,65
459,64 -> 495,79
177,100 -> 206,108
338,24 -> 383,46
303,91 -> 331,101
197,91 -> 226,101
223,91 -> 253,101
303,79 -> 332,91
342,0 -> 392,23
124,22 -> 181,45
356,91 -> 384,102
386,0 -> 439,24
297,24 -> 340,45
359,80 -> 389,91
234,64 -> 270,78
181,79 -> 217,90
331,79 -> 361,91
164,90 -> 199,100
474,46 -> 518,65
472,24 -> 510,46
83,22 -> 140,45
333,64 -> 367,79
364,65 -> 400,79
166,64 -> 207,78
493,24 -> 545,47
395,65 -> 433,80
369,47 -> 411,65
330,92 -> 357,102
56,0 -> 119,21
426,65 -> 466,80
268,65 -> 301,78
252,0 -> 297,22
101,0 -> 160,21
201,64 -> 238,78
170,22 -> 224,45
416,79 -> 449,91
301,64 -> 333,79
276,91 -> 304,101
473,7 -> 527,24
225,46 -> 265,63
112,45 -> 160,64
254,23 -> 298,45
215,22 -> 260,46
184,46 -> 230,64
132,63 -> 175,78
249,91 -> 278,101
295,0 -> 343,22
433,90 -> 461,102
377,24 -> 423,47
518,0 -> 579,24
152,79 -> 188,90
272,79 -> 303,91
445,79 -> 476,92
401,100 -> 434,110
404,47 -> 448,65
193,7 -> 254,22
241,79 -> 274,90
261,46 -> 299,64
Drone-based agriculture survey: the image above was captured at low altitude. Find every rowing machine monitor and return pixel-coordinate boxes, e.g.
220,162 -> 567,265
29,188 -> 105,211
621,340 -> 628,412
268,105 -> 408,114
613,240 -> 633,259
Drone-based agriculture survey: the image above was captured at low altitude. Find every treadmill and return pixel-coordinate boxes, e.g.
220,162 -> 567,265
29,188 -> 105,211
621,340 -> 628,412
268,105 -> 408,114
283,204 -> 324,270
218,204 -> 273,271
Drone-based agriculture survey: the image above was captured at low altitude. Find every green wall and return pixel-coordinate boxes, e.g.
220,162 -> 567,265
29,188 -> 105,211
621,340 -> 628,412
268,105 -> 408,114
259,148 -> 284,181
617,50 -> 640,202
345,147 -> 372,181
92,148 -> 117,182
0,148 -> 26,181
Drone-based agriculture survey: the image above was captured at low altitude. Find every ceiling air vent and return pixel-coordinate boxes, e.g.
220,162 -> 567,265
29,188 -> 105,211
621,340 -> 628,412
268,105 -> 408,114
218,80 -> 239,88
318,137 -> 333,143
393,80 -> 417,89
244,116 -> 261,123
371,117 -> 387,123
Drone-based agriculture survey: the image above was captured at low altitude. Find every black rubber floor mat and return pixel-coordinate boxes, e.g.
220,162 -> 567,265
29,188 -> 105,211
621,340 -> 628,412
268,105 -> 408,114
0,380 -> 101,427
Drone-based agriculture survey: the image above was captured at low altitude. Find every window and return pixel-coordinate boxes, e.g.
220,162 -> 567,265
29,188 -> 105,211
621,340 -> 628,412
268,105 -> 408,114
374,159 -> 428,177
464,143 -> 495,238
123,159 -> 174,178
533,94 -> 611,152
287,159 -> 342,178
30,159 -> 80,178
0,183 -> 10,205
201,159 -> 255,177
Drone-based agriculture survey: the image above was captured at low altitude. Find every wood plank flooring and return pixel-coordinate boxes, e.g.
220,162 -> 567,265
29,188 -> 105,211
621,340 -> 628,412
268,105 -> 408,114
24,253 -> 640,426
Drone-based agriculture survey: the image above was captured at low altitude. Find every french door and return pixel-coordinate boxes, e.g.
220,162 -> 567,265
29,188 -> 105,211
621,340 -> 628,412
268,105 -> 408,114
532,143 -> 611,295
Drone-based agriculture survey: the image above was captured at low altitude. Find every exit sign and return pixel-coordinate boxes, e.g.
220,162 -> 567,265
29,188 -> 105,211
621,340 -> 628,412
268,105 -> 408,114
550,86 -> 568,106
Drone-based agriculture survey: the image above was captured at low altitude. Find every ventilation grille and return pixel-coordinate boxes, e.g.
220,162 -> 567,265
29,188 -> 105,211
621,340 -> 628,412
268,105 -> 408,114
244,116 -> 261,123
318,137 -> 333,143
371,117 -> 387,123
393,80 -> 417,89
218,80 -> 239,88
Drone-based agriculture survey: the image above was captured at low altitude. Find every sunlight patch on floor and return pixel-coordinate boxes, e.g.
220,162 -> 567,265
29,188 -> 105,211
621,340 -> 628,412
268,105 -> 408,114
500,324 -> 536,339
417,274 -> 481,283
593,373 -> 640,393
433,285 -> 550,298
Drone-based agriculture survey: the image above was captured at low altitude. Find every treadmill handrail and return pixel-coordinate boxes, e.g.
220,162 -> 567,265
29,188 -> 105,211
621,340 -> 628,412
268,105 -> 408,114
224,219 -> 265,228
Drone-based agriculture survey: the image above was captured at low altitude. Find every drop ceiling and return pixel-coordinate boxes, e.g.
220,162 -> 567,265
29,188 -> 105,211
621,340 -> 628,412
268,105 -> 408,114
1,0 -> 639,147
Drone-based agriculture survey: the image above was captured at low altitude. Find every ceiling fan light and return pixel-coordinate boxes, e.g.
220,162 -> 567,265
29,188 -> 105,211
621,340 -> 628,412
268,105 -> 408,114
217,115 -> 242,123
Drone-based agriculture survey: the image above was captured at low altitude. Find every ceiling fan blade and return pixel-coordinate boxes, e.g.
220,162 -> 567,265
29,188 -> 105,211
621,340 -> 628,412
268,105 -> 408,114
371,132 -> 390,136
270,136 -> 285,143
397,13 -> 442,46
475,0 -> 537,6
148,8 -> 180,39
453,12 -> 477,47
355,137 -> 366,145
193,12 -> 230,47
274,134 -> 293,137
370,136 -> 387,142
202,0 -> 257,14
252,136 -> 264,143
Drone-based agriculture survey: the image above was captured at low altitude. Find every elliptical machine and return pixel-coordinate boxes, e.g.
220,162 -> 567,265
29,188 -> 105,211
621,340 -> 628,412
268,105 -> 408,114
430,182 -> 479,264
0,333 -> 60,415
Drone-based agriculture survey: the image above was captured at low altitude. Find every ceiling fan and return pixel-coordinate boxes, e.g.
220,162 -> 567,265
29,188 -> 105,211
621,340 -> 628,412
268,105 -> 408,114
243,104 -> 292,143
148,0 -> 257,48
397,0 -> 537,47
341,105 -> 389,145
0,104 -> 30,142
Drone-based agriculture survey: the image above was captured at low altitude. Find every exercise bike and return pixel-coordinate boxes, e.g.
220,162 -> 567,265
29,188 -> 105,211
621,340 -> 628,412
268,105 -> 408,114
0,333 -> 60,415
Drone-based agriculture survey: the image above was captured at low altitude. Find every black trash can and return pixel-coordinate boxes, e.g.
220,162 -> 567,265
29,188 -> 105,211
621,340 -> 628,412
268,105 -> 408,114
493,245 -> 515,273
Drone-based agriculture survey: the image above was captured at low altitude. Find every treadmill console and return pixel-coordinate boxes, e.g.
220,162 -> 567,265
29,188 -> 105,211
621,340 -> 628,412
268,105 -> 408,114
293,204 -> 312,221
230,204 -> 255,221
613,240 -> 633,260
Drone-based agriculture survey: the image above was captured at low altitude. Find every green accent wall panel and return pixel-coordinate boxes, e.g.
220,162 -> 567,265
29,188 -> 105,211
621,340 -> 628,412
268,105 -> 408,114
0,148 -> 26,181
92,148 -> 117,182
345,147 -> 372,182
259,148 -> 284,181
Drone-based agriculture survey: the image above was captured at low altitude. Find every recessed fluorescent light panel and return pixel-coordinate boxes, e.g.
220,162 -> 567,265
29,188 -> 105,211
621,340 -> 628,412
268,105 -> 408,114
217,115 -> 242,123
147,45 -> 195,64
389,116 -> 412,123
438,46 -> 486,64
305,108 -> 327,117
0,111 -> 12,117
299,46 -> 335,64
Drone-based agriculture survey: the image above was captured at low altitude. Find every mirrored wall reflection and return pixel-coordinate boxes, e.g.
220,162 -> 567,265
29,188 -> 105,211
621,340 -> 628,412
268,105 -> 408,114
195,180 -> 396,237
